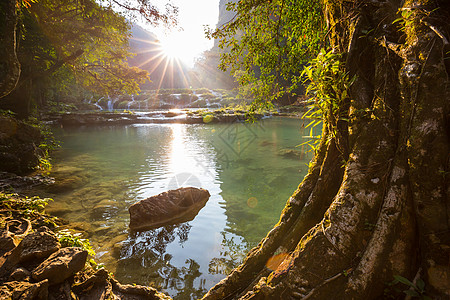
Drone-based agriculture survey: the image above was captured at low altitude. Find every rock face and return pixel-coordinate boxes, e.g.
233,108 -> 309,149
129,187 -> 211,230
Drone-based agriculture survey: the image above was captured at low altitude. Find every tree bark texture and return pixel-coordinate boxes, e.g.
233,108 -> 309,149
202,0 -> 450,299
0,0 -> 21,99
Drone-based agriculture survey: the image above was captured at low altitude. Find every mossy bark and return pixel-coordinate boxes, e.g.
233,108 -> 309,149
203,0 -> 450,299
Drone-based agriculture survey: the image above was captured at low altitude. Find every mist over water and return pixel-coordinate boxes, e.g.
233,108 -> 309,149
36,117 -> 314,299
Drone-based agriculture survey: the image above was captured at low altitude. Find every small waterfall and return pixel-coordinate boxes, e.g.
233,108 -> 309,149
210,90 -> 223,107
107,96 -> 113,111
94,97 -> 104,110
106,96 -> 120,111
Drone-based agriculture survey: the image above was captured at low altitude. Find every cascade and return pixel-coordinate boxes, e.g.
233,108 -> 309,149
94,97 -> 104,110
107,96 -> 113,111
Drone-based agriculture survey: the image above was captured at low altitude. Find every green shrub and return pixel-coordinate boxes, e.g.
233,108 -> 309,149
56,229 -> 96,257
0,193 -> 52,213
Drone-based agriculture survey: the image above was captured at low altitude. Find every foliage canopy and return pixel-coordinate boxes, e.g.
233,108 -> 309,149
207,0 -> 325,110
1,0 -> 179,114
20,0 -> 150,98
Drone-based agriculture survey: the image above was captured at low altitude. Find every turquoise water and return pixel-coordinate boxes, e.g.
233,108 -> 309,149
38,117 -> 314,299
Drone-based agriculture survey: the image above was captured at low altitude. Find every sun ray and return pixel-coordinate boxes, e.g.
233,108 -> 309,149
133,47 -> 164,55
174,58 -> 190,88
130,37 -> 161,45
137,52 -> 165,69
155,56 -> 172,93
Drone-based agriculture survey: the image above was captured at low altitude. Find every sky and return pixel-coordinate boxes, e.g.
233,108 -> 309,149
148,0 -> 221,66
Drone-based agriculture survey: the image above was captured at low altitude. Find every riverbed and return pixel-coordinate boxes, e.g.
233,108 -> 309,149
31,117 -> 315,299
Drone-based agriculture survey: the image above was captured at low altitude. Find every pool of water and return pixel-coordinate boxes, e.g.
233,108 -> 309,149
33,117 -> 314,299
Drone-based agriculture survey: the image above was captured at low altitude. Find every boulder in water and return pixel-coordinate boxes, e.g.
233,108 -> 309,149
128,187 -> 210,230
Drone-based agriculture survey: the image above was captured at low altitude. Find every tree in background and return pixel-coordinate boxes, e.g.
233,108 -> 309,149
0,0 -> 177,117
207,0 -> 324,109
203,0 -> 450,299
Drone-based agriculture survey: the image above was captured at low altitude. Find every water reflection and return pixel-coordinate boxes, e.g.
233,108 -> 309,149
115,223 -> 208,299
208,232 -> 250,275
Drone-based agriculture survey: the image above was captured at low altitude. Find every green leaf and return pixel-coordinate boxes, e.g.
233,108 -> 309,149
416,278 -> 425,292
394,275 -> 414,287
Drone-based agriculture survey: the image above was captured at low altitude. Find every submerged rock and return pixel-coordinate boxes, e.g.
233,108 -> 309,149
111,278 -> 172,300
0,172 -> 54,192
278,148 -> 302,159
128,187 -> 210,231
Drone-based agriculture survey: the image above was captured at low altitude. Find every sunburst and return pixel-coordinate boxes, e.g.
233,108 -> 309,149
130,36 -> 191,91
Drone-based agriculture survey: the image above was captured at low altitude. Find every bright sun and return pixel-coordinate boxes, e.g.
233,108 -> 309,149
159,32 -> 197,66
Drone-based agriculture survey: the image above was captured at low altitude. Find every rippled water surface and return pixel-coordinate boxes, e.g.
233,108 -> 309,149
35,117 -> 314,299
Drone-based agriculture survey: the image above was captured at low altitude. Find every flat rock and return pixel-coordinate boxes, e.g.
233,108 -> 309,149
129,187 -> 210,230
111,278 -> 171,300
32,247 -> 88,285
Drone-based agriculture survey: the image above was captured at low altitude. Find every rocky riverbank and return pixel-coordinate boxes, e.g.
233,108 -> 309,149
43,110 -> 264,126
42,106 -> 304,127
0,193 -> 171,299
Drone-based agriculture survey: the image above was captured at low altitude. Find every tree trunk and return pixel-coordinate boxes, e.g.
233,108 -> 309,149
0,0 -> 21,99
202,0 -> 450,299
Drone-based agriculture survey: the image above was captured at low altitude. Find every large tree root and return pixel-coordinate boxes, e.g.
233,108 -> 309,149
202,0 -> 450,299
